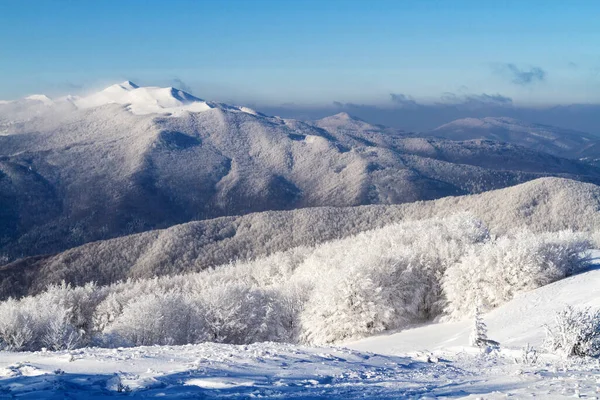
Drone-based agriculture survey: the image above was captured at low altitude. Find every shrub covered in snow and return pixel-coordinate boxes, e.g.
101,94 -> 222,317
443,230 -> 591,319
544,306 -> 600,358
104,292 -> 203,347
0,296 -> 85,351
518,344 -> 539,365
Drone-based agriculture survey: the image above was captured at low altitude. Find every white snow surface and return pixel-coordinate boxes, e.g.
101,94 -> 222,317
72,81 -> 217,116
2,260 -> 600,398
3,81 -> 261,117
23,94 -> 53,106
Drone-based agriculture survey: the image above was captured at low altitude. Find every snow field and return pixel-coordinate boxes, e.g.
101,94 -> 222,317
0,343 -> 462,399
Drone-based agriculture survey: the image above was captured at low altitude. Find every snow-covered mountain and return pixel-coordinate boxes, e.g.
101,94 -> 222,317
314,112 -> 406,139
2,83 -> 600,261
430,116 -> 600,159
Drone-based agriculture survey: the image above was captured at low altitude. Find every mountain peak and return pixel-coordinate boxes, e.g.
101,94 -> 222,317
70,82 -> 212,115
103,81 -> 139,93
332,112 -> 359,120
430,116 -> 599,158
121,80 -> 139,89
24,94 -> 53,105
70,82 -> 269,118
316,112 -> 370,126
434,116 -> 524,130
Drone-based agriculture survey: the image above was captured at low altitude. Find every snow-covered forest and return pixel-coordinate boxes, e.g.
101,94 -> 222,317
0,213 -> 592,351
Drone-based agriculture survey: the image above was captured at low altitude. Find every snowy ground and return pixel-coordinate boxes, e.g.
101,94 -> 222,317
2,265 -> 600,398
0,343 -> 472,399
2,340 -> 599,399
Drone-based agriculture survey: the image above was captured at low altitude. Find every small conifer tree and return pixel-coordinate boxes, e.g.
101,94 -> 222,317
470,304 -> 488,347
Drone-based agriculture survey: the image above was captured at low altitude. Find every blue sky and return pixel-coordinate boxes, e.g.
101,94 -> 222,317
0,0 -> 599,105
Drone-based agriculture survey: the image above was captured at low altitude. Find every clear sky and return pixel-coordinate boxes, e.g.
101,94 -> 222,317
0,0 -> 599,105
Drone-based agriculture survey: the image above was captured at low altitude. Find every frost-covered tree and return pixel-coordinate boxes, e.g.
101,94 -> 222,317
105,292 -> 204,346
297,214 -> 488,344
42,304 -> 82,351
0,294 -> 85,351
197,282 -> 285,344
300,269 -> 394,344
0,299 -> 34,351
444,230 -> 591,319
469,304 -> 488,347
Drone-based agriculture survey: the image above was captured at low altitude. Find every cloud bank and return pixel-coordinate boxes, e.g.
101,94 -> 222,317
256,94 -> 600,134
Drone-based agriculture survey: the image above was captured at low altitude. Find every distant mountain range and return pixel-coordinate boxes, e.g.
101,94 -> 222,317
429,116 -> 600,160
1,82 -> 600,261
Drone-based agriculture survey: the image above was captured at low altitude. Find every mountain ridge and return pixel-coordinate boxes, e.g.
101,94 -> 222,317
1,177 -> 599,299
429,116 -> 600,159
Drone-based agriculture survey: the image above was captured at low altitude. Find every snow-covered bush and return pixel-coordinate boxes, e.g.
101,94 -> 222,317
301,269 -> 394,344
197,282 -> 284,344
298,214 -> 488,344
274,282 -> 309,342
544,306 -> 600,358
35,282 -> 107,344
518,343 -> 538,365
443,230 -> 591,319
105,292 -> 204,346
0,295 -> 84,351
0,299 -> 34,351
590,230 -> 600,249
41,303 -> 82,351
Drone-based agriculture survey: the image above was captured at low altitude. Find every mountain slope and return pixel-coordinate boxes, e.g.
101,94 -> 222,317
430,116 -> 600,159
2,177 -> 599,299
2,85 -> 600,260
